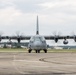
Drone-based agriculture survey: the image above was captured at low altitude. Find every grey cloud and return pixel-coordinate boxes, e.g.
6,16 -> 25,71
0,1 -> 15,9
8,0 -> 52,13
0,0 -> 76,45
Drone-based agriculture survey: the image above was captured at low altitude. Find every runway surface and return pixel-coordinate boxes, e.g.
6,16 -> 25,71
0,52 -> 76,75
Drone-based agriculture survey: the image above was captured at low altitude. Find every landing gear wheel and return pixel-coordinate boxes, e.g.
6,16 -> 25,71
44,49 -> 47,53
36,50 -> 38,53
28,49 -> 32,53
38,50 -> 40,53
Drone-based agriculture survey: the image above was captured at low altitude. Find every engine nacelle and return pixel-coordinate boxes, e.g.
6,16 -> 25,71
55,38 -> 58,43
0,39 -> 1,42
74,38 -> 76,42
63,39 -> 68,44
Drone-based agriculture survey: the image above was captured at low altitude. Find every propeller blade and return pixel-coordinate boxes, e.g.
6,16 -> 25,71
14,31 -> 24,43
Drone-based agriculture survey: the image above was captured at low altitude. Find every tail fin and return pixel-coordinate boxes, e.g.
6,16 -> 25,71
36,16 -> 39,35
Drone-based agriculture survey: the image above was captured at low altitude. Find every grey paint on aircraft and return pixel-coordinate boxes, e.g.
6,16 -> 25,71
28,16 -> 47,53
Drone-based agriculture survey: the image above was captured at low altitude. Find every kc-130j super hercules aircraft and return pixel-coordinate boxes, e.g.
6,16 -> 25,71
0,16 -> 76,53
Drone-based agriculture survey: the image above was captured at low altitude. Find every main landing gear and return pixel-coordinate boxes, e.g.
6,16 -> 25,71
35,50 -> 40,53
43,49 -> 47,53
28,49 -> 32,53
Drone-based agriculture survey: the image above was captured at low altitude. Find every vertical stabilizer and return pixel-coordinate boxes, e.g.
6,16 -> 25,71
36,16 -> 39,35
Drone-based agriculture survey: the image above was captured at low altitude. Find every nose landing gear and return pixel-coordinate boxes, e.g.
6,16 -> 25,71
28,49 -> 47,53
35,50 -> 40,53
35,49 -> 47,53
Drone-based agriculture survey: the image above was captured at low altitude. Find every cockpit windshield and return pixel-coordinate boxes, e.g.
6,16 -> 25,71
31,36 -> 45,41
35,37 -> 41,41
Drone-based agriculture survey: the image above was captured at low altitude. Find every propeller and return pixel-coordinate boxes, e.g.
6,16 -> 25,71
0,32 -> 3,42
52,31 -> 62,43
15,31 -> 24,43
71,31 -> 76,42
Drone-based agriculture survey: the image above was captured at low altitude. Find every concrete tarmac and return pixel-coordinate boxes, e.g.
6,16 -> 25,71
0,52 -> 76,75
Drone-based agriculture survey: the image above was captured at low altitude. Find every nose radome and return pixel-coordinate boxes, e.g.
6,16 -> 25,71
34,41 -> 42,47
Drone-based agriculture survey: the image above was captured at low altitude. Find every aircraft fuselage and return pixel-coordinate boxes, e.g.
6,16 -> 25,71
28,35 -> 47,53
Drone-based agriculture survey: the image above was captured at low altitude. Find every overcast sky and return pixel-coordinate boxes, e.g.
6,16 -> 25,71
0,0 -> 76,45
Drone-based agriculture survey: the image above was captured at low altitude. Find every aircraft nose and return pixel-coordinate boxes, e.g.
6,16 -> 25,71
34,41 -> 42,47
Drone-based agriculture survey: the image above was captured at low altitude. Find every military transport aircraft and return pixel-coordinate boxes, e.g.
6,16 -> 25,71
0,16 -> 76,53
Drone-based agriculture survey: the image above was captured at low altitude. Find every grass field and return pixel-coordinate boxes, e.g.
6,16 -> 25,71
0,48 -> 76,53
0,48 -> 28,52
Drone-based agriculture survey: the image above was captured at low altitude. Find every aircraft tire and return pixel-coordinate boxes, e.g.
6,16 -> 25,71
38,50 -> 40,53
44,49 -> 47,53
28,49 -> 32,53
36,50 -> 38,53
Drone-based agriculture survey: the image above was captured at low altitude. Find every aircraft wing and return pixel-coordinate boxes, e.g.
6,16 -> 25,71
6,36 -> 31,40
44,35 -> 71,40
0,36 -> 31,43
44,35 -> 76,43
0,35 -> 75,40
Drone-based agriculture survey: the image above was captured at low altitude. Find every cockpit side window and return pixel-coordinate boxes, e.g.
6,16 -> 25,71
41,37 -> 45,41
30,36 -> 35,41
